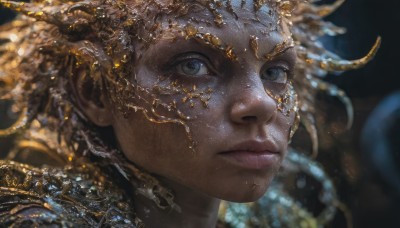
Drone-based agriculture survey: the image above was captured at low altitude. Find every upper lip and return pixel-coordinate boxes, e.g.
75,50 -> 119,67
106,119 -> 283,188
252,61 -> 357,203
220,140 -> 280,154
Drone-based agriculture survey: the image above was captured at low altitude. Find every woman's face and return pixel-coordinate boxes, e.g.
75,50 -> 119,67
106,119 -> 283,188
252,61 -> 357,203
109,0 -> 297,202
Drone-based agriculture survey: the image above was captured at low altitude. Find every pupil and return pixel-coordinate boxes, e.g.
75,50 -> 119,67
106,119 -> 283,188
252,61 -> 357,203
266,68 -> 279,80
184,60 -> 200,74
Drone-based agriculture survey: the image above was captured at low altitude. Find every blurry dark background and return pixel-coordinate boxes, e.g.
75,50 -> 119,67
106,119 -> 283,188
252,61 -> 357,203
1,0 -> 400,227
322,0 -> 400,227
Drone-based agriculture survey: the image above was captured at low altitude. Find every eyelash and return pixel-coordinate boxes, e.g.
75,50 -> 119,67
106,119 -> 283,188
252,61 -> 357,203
167,53 -> 293,83
176,59 -> 211,76
168,54 -> 216,78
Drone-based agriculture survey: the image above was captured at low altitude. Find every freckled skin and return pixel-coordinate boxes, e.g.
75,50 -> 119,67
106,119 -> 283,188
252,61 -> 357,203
98,1 -> 296,227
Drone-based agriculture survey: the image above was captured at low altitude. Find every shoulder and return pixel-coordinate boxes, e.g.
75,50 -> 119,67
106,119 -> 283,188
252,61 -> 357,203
0,160 -> 142,227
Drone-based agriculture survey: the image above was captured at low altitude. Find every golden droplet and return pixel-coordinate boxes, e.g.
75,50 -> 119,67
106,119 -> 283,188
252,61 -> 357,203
35,11 -> 44,17
279,1 -> 296,17
211,36 -> 222,46
249,35 -> 259,59
203,33 -> 212,42
225,46 -> 238,61
253,0 -> 264,11
305,58 -> 314,64
185,24 -> 198,37
121,55 -> 128,63
320,61 -> 328,69
214,14 -> 224,26
215,0 -> 223,7
124,18 -> 136,27
201,98 -> 209,108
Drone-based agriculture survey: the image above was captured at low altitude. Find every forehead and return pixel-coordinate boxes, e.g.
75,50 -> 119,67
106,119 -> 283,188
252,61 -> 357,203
125,0 -> 290,60
127,0 -> 282,29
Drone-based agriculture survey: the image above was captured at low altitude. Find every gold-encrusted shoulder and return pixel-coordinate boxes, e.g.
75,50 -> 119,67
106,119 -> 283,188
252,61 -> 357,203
0,159 -> 142,227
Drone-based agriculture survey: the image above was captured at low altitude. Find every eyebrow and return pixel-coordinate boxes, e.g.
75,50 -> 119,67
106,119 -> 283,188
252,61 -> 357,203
250,35 -> 295,61
264,37 -> 295,61
183,24 -> 239,61
156,23 -> 296,65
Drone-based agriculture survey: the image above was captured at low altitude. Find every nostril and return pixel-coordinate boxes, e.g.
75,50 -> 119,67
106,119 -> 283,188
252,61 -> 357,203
241,116 -> 257,122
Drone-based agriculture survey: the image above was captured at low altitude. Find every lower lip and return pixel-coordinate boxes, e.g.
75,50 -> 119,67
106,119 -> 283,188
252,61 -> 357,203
219,151 -> 280,170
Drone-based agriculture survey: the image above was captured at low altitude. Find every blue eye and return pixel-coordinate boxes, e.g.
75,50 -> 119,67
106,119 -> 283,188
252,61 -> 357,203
261,66 -> 288,84
176,59 -> 209,76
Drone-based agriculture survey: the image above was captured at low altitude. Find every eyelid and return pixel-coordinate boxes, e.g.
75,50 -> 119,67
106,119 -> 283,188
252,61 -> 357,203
169,53 -> 212,69
164,52 -> 220,76
269,47 -> 297,64
267,47 -> 296,70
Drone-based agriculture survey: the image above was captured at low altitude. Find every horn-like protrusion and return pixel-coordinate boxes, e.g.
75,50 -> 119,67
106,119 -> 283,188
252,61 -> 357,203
309,78 -> 354,129
307,0 -> 346,17
300,36 -> 381,72
0,0 -> 67,26
301,111 -> 319,158
1,1 -> 46,20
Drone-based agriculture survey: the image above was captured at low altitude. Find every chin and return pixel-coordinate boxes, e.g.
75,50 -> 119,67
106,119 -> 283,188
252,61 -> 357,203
215,175 -> 275,203
231,186 -> 270,203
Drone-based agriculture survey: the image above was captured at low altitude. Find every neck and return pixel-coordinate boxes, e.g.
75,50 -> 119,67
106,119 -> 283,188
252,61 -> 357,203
132,177 -> 221,228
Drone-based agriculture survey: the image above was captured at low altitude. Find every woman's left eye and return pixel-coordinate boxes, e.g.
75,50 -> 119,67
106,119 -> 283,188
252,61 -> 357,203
176,59 -> 210,76
260,66 -> 289,84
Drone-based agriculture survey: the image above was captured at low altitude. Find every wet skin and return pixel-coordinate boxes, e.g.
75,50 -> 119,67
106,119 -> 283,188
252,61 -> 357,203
79,1 -> 296,227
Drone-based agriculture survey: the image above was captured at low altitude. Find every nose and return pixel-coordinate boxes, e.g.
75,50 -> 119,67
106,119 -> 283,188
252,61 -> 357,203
229,83 -> 277,125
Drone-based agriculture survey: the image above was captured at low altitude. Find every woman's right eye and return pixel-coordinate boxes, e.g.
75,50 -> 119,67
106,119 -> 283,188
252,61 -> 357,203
175,59 -> 210,77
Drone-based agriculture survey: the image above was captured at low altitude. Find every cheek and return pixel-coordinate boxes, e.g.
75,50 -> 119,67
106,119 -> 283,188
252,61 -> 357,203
152,77 -> 216,110
151,79 -> 224,147
273,110 -> 296,155
110,76 -> 212,154
269,83 -> 299,143
112,111 -> 195,179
